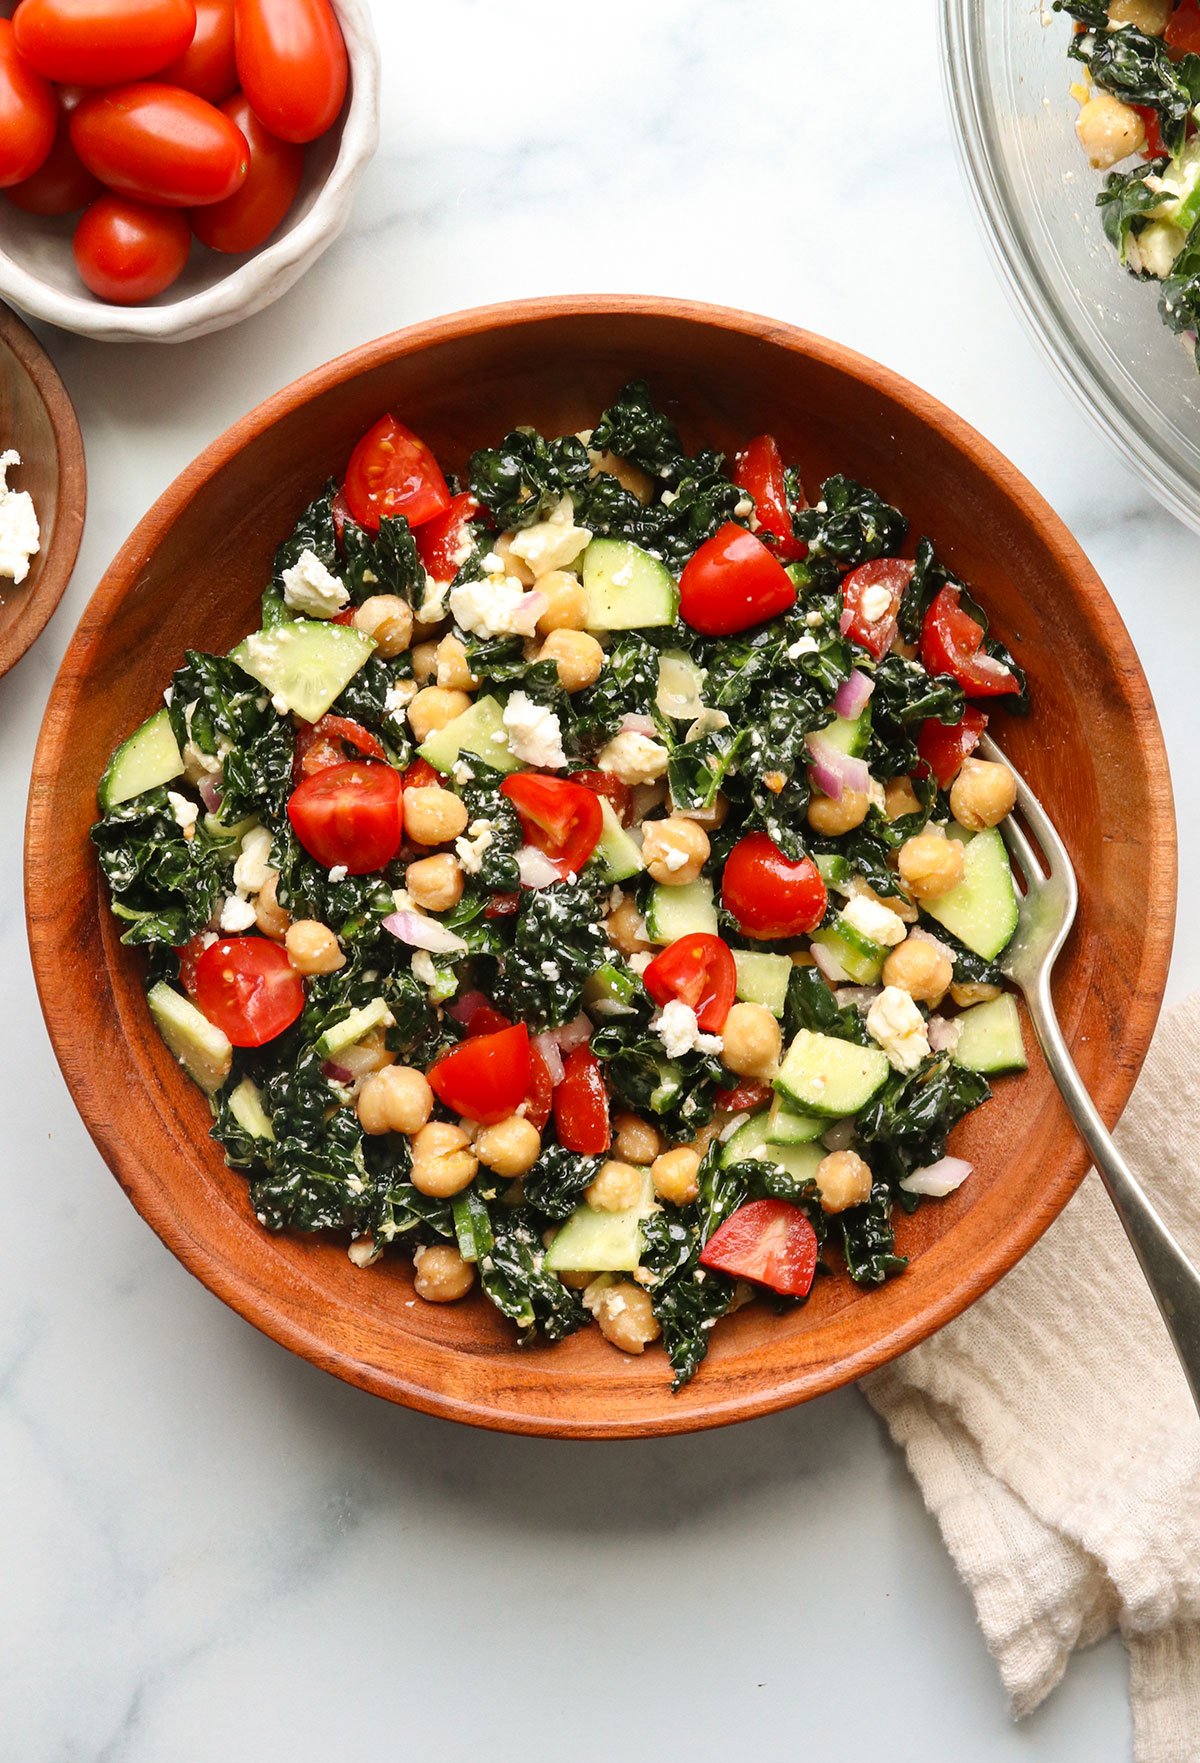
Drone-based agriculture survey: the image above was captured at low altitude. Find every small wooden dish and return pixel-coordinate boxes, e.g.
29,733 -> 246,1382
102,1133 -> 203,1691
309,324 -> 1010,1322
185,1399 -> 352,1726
0,303 -> 85,677
24,298 -> 1176,1437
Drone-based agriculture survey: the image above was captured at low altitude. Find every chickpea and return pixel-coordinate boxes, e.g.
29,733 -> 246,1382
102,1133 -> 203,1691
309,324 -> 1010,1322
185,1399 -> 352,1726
534,571 -> 588,634
254,871 -> 289,940
539,628 -> 604,693
404,785 -> 469,847
409,686 -> 471,744
816,1150 -> 874,1214
357,1065 -> 434,1136
585,1159 -> 646,1212
557,1266 -> 595,1291
1108,0 -> 1169,33
590,1280 -> 661,1354
494,532 -> 535,586
898,832 -> 965,901
950,980 -> 1003,1009
409,1121 -> 478,1197
642,816 -> 710,886
950,758 -> 1017,831
344,1028 -> 394,1078
352,594 -> 413,659
406,853 -> 464,913
613,1113 -> 663,1166
413,1243 -> 476,1303
285,919 -> 345,976
651,1146 -> 701,1207
687,1120 -> 724,1158
435,633 -> 481,691
807,788 -> 870,836
882,935 -> 953,1007
884,776 -> 922,821
671,789 -> 729,831
1075,92 -> 1144,169
589,447 -> 654,503
606,895 -> 652,956
721,1002 -> 783,1079
410,641 -> 438,684
475,1114 -> 541,1178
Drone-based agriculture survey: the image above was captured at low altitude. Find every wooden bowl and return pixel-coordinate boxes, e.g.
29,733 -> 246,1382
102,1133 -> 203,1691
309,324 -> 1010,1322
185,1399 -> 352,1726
25,298 -> 1176,1437
0,303 -> 85,676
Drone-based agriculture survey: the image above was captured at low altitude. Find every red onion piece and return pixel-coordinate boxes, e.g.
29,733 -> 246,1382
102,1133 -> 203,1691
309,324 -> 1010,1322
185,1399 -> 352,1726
517,846 -> 561,889
447,990 -> 491,1026
811,941 -> 850,985
554,1013 -> 592,1052
833,669 -> 875,720
899,1156 -> 973,1198
533,1030 -> 565,1087
839,606 -> 854,636
198,776 -> 222,814
805,732 -> 871,802
382,911 -> 468,955
927,1015 -> 963,1055
322,1060 -> 354,1084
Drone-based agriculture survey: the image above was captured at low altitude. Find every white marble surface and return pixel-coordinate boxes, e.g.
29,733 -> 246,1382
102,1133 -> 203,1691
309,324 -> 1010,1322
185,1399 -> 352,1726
3,2 -> 1197,1756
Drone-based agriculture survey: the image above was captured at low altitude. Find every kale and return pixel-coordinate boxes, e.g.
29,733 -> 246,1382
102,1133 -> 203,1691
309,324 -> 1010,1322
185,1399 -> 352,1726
567,632 -> 661,756
645,1146 -> 747,1387
467,428 -> 592,529
588,379 -> 686,480
271,484 -> 339,591
489,877 -> 609,1029
840,1179 -> 908,1286
667,721 -> 750,814
366,1138 -> 456,1248
338,512 -> 425,605
897,537 -> 951,644
1159,220 -> 1200,355
248,1105 -> 373,1235
793,476 -> 907,580
271,824 -> 398,941
328,655 -> 414,761
462,633 -> 529,685
523,1145 -> 602,1220
856,1053 -> 991,1186
168,651 -> 294,825
209,1083 -> 270,1171
1059,6 -> 1200,150
473,1203 -> 588,1342
784,962 -> 872,1047
92,789 -> 224,946
654,1267 -> 737,1387
590,1022 -> 724,1136
867,655 -> 963,774
1097,158 -> 1171,267
455,771 -> 523,893
923,919 -> 1007,991
579,457 -> 743,572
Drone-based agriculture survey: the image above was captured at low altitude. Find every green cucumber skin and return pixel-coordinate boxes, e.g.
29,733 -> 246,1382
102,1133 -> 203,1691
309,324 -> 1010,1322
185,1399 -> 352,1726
720,1112 -> 824,1183
952,993 -> 1027,1075
774,1028 -> 890,1118
99,708 -> 185,810
582,538 -> 678,631
922,826 -> 1019,961
644,878 -> 718,944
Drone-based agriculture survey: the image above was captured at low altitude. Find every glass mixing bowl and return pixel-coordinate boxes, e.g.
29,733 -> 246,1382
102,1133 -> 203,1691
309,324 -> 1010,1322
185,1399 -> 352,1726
942,0 -> 1200,533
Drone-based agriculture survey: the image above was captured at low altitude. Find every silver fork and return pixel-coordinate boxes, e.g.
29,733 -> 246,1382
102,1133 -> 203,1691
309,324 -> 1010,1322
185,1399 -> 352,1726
979,732 -> 1200,1412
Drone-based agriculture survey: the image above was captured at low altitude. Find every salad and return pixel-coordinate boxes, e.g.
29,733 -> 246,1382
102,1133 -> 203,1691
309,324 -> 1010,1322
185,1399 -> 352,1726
92,382 -> 1030,1388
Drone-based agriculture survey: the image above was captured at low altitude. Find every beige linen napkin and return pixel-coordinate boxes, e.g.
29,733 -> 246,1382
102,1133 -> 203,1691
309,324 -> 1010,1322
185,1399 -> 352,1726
863,993 -> 1200,1762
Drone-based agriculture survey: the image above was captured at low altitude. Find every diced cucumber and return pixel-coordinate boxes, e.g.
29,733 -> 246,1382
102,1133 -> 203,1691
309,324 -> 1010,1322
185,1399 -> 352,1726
766,1094 -> 827,1144
583,962 -> 643,1019
774,1027 -> 890,1118
148,982 -> 232,1095
203,809 -> 259,851
582,537 -> 679,631
816,709 -> 870,759
952,993 -> 1027,1075
593,797 -> 644,884
1149,137 -> 1200,234
814,852 -> 853,892
316,997 -> 394,1061
545,1168 -> 655,1274
720,1112 -> 824,1184
228,1077 -> 274,1142
644,877 -> 718,944
785,561 -> 812,592
98,708 -> 184,809
231,619 -> 375,723
418,693 -> 519,776
922,826 -> 1019,961
733,949 -> 792,1017
656,651 -> 707,719
810,916 -> 887,985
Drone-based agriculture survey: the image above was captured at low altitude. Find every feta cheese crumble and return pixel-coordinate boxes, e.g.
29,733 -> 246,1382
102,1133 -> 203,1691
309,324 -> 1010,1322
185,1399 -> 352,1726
508,495 -> 591,577
219,894 -> 258,934
455,818 -> 496,875
233,825 -> 275,894
858,582 -> 893,623
384,679 -> 417,716
281,548 -> 349,619
0,450 -> 40,586
786,634 -> 819,659
841,895 -> 908,948
653,999 -> 723,1059
503,692 -> 567,768
596,729 -> 670,785
166,791 -> 199,835
866,986 -> 931,1072
327,864 -> 348,884
449,573 -> 543,639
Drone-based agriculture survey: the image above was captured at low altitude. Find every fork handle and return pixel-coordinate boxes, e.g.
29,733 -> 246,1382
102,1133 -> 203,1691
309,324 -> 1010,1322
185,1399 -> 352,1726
1025,975 -> 1200,1413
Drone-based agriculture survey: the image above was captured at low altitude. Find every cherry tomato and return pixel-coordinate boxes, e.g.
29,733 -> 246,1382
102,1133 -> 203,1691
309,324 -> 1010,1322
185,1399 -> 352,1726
1167,0 -> 1200,58
287,759 -> 404,874
402,757 -> 440,791
501,772 -> 604,878
464,1001 -> 513,1038
174,936 -> 208,997
722,832 -> 828,941
0,20 -> 56,188
71,84 -> 249,208
715,1079 -> 773,1114
643,933 -> 736,1033
233,0 -> 347,144
841,557 -> 912,660
13,0 -> 197,85
416,492 -> 481,584
569,768 -> 633,824
331,484 -> 352,546
294,713 -> 386,782
1133,103 -> 1168,158
344,415 -> 451,534
525,1045 -> 554,1133
4,102 -> 98,213
161,0 -> 236,101
920,585 -> 1017,698
427,1024 -> 531,1126
699,1198 -> 819,1297
73,194 -> 191,303
485,891 -> 521,918
679,522 -> 797,636
916,706 -> 987,790
194,935 -> 304,1047
733,434 -> 807,562
553,1044 -> 610,1155
191,90 -> 302,252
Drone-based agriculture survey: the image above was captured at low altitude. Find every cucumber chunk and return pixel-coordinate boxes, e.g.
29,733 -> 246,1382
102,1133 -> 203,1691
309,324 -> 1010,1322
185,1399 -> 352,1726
644,877 -> 718,943
583,962 -> 643,1019
316,997 -> 395,1061
774,1028 -> 890,1118
810,916 -> 887,984
593,797 -> 644,884
720,1112 -> 824,1184
733,949 -> 792,1017
922,826 -> 1019,960
418,694 -> 519,775
228,1077 -> 274,1142
766,1095 -> 827,1144
815,709 -> 870,758
952,993 -> 1027,1075
99,708 -> 184,809
148,982 -> 232,1095
545,1168 -> 655,1273
582,537 -> 679,630
231,619 -> 375,723
814,852 -> 853,892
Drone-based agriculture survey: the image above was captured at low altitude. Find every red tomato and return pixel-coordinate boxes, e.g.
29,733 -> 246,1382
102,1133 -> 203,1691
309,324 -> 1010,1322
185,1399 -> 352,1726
553,1044 -> 610,1155
715,1079 -> 773,1114
699,1198 -> 819,1297
233,0 -> 347,143
344,415 -> 451,534
501,773 -> 604,878
4,102 -> 98,213
194,935 -> 304,1047
402,757 -> 440,791
916,706 -> 987,790
13,0 -> 197,85
191,91 -> 302,252
73,194 -> 191,302
287,759 -> 404,874
841,557 -> 912,660
525,1046 -> 554,1132
733,434 -> 806,561
464,1001 -> 513,1038
679,522 -> 797,636
427,1024 -> 531,1126
569,768 -> 633,824
1134,103 -> 1168,158
1167,0 -> 1200,57
920,585 -> 1017,698
0,20 -> 56,188
722,832 -> 827,941
175,936 -> 207,997
71,83 -> 249,208
485,891 -> 521,918
331,484 -> 352,546
161,0 -> 236,101
643,933 -> 736,1033
416,492 -> 481,583
294,713 -> 386,781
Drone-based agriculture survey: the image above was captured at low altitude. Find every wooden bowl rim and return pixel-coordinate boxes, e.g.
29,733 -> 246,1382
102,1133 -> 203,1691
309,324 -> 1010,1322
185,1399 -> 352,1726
24,295 -> 1177,1436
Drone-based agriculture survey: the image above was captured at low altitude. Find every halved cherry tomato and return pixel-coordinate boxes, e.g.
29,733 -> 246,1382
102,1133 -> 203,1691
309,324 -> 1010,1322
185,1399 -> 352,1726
0,20 -> 56,188
194,935 -> 304,1047
916,706 -> 988,790
722,832 -> 827,941
733,434 -> 807,561
699,1198 -> 819,1297
501,773 -> 603,878
465,1002 -> 513,1038
343,415 -> 451,534
14,0 -> 198,85
416,492 -> 481,584
679,522 -> 797,636
643,933 -> 736,1033
70,83 -> 250,207
287,759 -> 403,874
553,1044 -> 610,1155
233,0 -> 348,144
569,768 -> 633,825
1167,0 -> 1200,58
715,1079 -> 773,1115
920,585 -> 1017,698
402,757 -> 440,791
191,92 -> 303,253
1134,103 -> 1168,159
331,484 -> 352,546
73,194 -> 191,302
842,557 -> 912,660
525,1045 -> 554,1133
294,713 -> 386,782
175,936 -> 208,997
161,0 -> 237,102
4,102 -> 98,213
485,891 -> 521,918
427,1024 -> 531,1126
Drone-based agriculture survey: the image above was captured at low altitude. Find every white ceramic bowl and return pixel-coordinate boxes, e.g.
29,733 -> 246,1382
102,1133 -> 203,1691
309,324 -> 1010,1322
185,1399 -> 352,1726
0,0 -> 379,343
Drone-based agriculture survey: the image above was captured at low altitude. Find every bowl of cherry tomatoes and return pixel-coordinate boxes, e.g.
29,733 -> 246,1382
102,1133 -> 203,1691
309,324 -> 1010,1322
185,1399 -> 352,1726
0,0 -> 379,342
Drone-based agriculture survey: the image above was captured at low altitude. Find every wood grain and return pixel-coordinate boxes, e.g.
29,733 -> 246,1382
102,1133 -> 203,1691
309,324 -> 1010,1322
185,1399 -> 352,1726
23,297 -> 1177,1437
